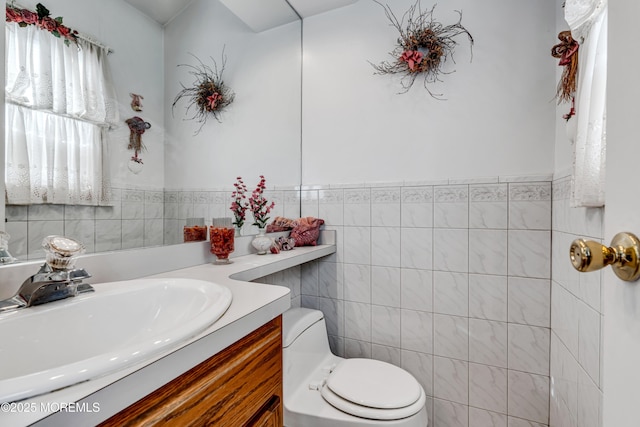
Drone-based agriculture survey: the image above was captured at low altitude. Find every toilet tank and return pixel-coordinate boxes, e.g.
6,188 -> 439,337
282,308 -> 334,394
283,307 -> 331,353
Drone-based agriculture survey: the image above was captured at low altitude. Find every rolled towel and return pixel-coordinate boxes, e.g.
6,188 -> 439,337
266,216 -> 296,233
290,217 -> 325,246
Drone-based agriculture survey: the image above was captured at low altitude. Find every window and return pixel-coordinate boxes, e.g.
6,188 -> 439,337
5,22 -> 118,205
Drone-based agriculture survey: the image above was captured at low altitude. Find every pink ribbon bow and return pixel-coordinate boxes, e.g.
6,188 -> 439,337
207,92 -> 222,110
400,50 -> 424,71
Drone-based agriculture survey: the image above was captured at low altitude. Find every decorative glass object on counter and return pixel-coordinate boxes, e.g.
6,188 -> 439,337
210,218 -> 235,264
0,231 -> 17,264
184,217 -> 207,242
251,228 -> 273,255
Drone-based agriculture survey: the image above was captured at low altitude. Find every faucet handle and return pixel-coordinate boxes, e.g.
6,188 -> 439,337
42,235 -> 85,270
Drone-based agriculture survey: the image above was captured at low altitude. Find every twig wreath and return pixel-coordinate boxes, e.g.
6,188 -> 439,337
172,49 -> 235,134
370,0 -> 474,98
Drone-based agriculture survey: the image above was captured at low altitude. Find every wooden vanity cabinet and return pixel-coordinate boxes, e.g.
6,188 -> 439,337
100,316 -> 283,427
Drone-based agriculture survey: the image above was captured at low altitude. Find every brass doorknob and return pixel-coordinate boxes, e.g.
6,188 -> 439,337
569,232 -> 640,281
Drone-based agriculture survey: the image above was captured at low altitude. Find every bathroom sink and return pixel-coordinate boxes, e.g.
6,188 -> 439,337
0,277 -> 232,402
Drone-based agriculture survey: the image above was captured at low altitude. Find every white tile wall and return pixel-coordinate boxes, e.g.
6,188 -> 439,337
6,186 -> 301,258
253,265 -> 302,306
298,178 -> 553,427
469,363 -> 508,414
549,176 -> 603,427
508,370 -> 550,424
469,319 -> 508,368
278,176 -> 600,427
6,188 -> 164,259
470,407 -> 507,427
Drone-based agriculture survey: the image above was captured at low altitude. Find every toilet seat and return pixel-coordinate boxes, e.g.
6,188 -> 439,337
320,358 -> 426,421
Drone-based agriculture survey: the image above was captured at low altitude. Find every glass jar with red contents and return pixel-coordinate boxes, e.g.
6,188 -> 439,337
210,218 -> 234,264
184,218 -> 207,242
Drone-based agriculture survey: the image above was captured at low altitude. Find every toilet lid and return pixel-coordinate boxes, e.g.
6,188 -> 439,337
320,358 -> 425,420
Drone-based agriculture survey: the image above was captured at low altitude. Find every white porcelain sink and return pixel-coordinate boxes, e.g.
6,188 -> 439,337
0,277 -> 232,402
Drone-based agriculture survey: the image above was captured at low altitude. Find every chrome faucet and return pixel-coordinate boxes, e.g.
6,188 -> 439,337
0,236 -> 93,312
0,264 -> 93,311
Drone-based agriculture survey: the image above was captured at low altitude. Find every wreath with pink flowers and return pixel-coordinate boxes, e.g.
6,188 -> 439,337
371,0 -> 473,98
172,50 -> 235,134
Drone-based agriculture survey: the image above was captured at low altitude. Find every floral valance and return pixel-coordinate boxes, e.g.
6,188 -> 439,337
6,2 -> 78,46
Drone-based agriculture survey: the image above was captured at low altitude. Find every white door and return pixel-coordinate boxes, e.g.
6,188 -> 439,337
602,1 -> 640,425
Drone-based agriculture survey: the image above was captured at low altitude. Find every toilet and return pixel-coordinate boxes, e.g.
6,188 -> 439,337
283,307 -> 429,427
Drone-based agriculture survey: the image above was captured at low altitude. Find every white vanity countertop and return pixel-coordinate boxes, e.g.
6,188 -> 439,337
1,242 -> 335,427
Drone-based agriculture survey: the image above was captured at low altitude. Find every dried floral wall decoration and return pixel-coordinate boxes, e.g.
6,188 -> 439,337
370,0 -> 474,98
130,93 -> 144,112
125,116 -> 150,174
6,2 -> 78,46
172,50 -> 235,134
551,30 -> 579,121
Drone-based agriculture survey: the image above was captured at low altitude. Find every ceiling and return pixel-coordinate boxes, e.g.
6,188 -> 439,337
124,0 -> 194,25
218,0 -> 300,32
288,0 -> 358,19
124,0 -> 358,29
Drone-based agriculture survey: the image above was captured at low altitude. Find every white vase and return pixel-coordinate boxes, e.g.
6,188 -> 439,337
251,228 -> 272,255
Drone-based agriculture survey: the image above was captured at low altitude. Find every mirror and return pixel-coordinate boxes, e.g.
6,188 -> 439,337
2,0 -> 302,260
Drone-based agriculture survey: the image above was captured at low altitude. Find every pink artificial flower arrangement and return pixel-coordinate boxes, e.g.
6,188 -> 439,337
6,3 -> 78,46
230,176 -> 249,228
249,175 -> 275,229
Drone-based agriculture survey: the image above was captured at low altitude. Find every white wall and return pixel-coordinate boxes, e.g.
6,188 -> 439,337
553,0 -> 575,177
298,178 -> 553,426
18,0 -> 166,190
163,0 -> 302,190
302,0 -> 557,186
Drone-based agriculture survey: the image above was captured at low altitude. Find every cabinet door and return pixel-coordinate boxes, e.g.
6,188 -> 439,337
100,316 -> 283,427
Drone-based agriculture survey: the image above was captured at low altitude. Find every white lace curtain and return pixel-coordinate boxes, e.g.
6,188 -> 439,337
565,0 -> 608,207
5,22 -> 118,205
